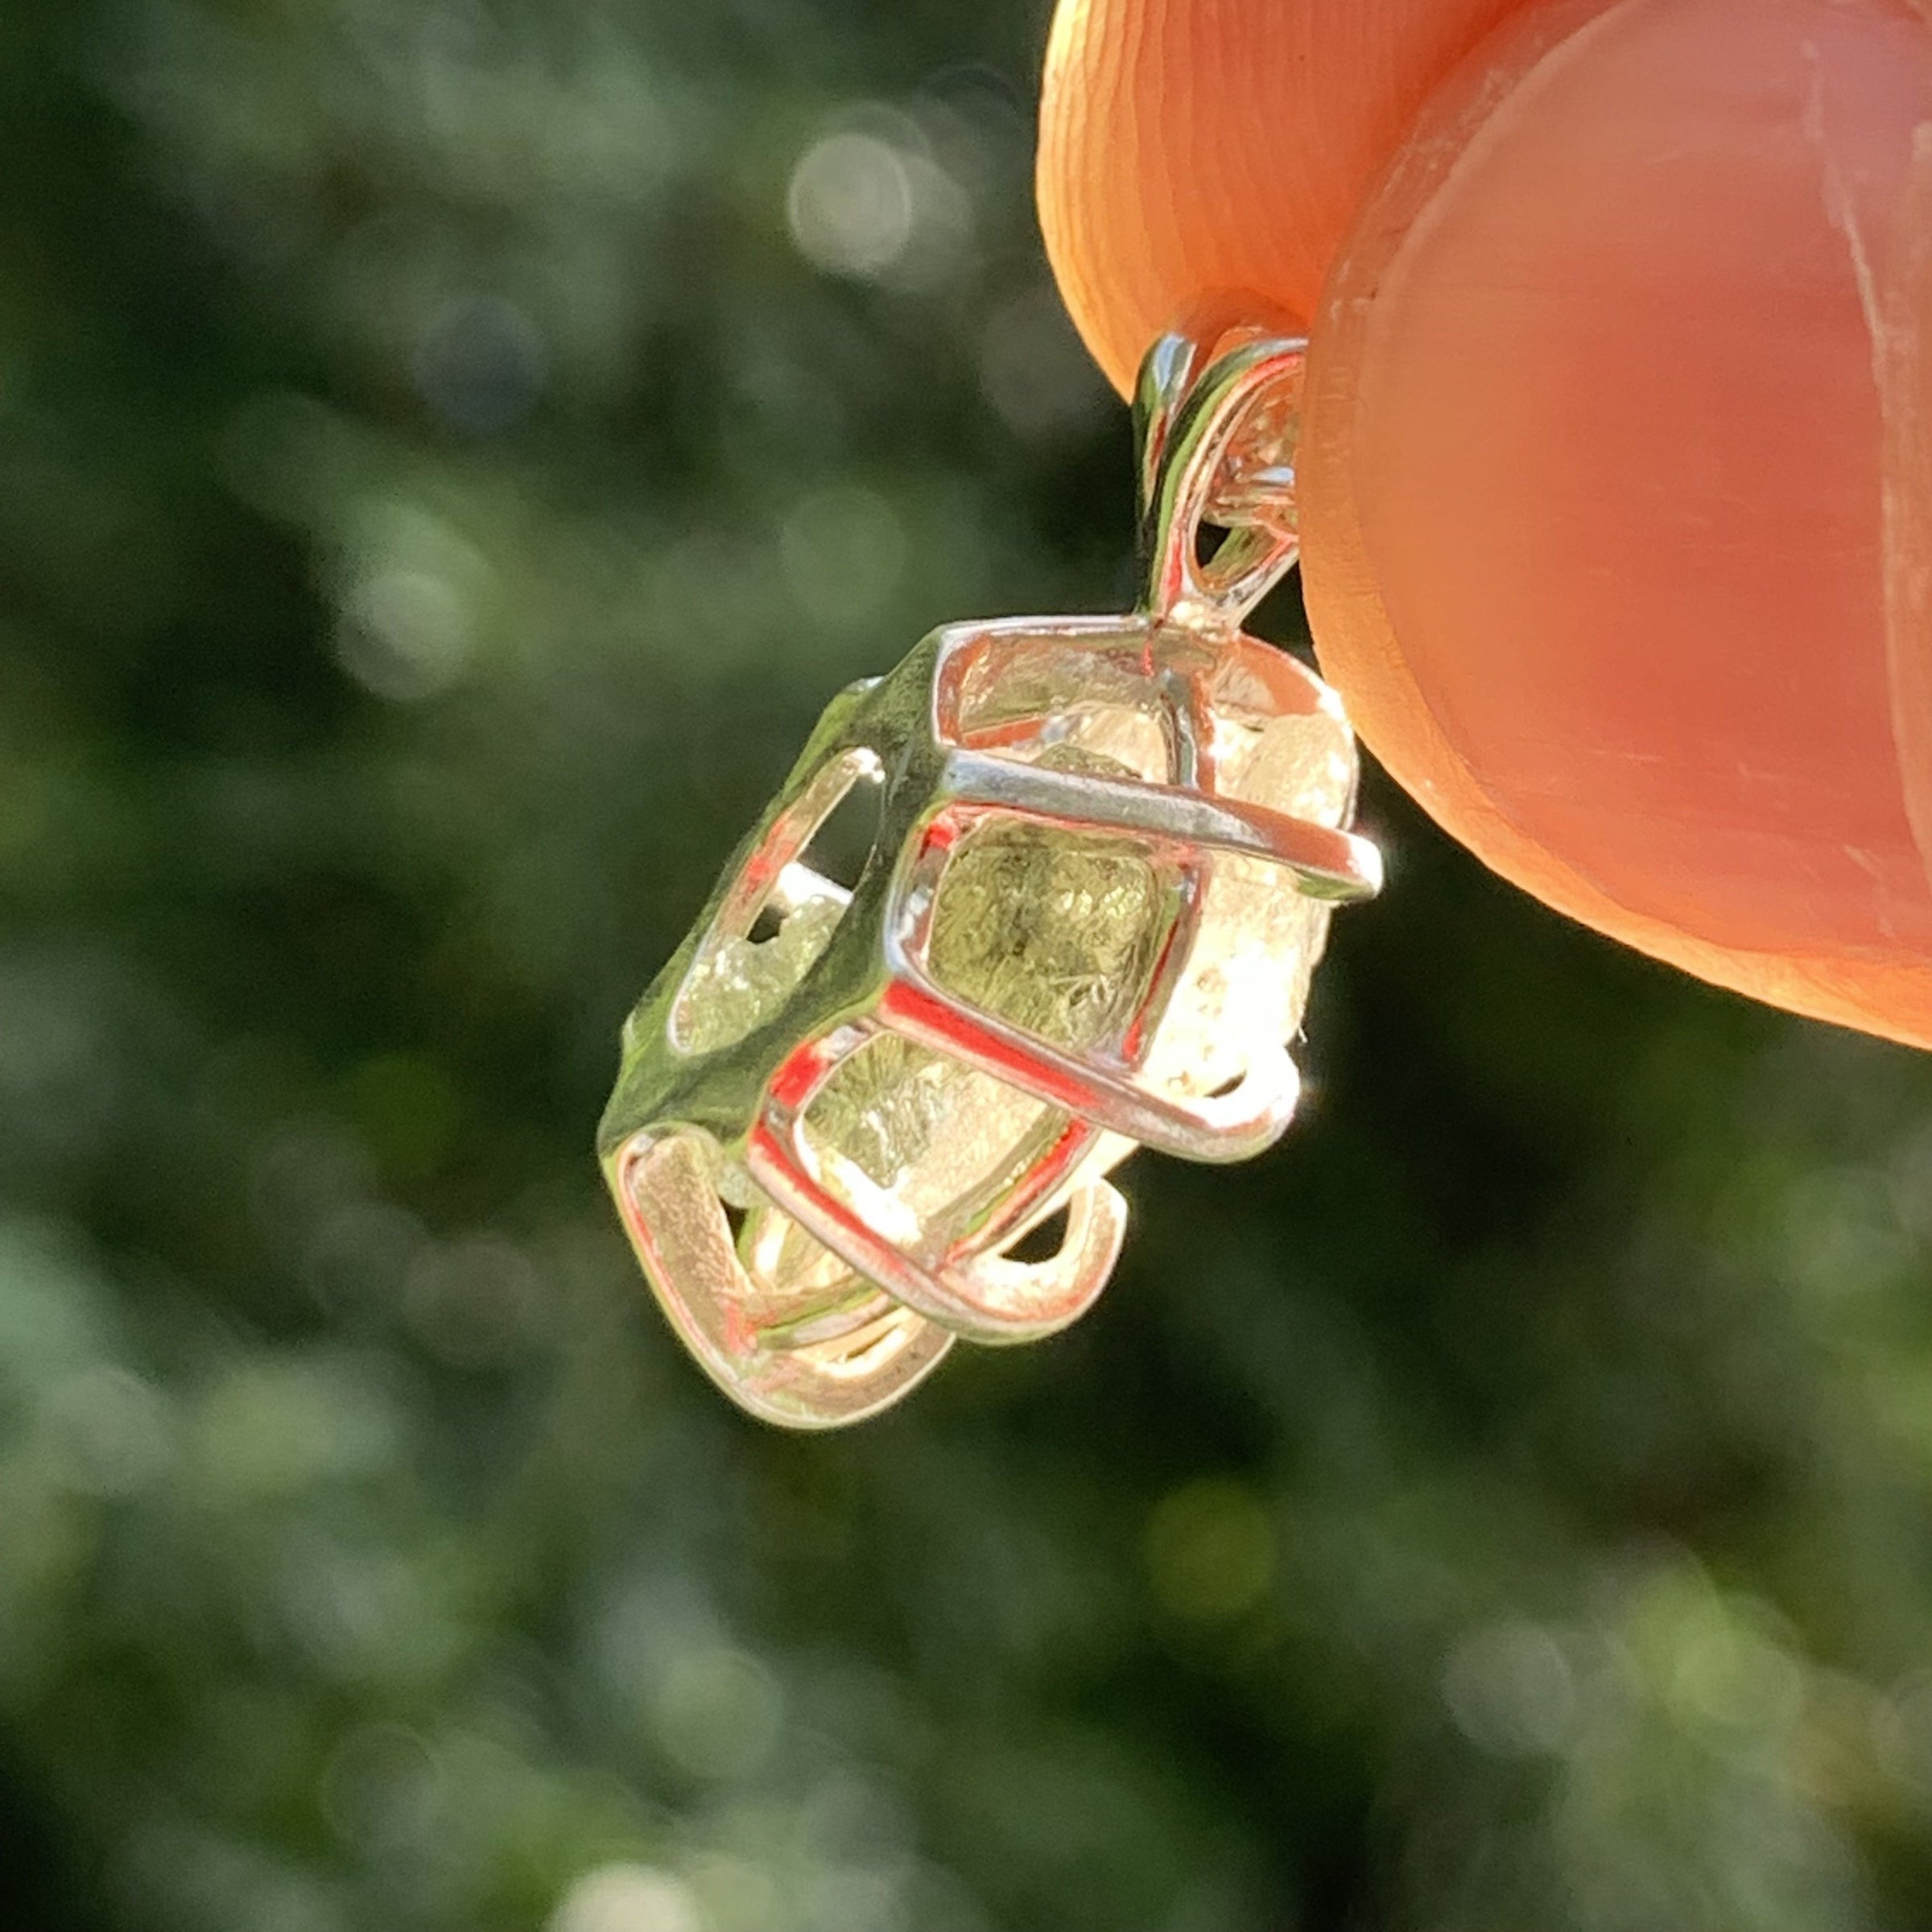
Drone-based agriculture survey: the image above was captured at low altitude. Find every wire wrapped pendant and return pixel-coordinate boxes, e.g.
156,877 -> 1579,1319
598,329 -> 1382,1427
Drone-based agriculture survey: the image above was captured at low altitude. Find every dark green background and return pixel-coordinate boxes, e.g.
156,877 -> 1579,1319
4,2 -> 1932,1928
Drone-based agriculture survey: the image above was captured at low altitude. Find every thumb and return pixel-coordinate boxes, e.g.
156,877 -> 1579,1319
1304,0 -> 1932,1045
1041,0 -> 1932,1047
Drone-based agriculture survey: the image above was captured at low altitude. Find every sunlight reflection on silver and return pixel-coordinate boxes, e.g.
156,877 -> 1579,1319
599,330 -> 1381,1427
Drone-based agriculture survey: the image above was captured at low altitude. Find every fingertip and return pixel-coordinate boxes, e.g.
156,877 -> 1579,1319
1038,0 -> 1531,394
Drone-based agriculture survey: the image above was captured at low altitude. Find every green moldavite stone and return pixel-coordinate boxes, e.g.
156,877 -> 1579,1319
925,821 -> 1166,1055
676,700 -> 1354,1264
804,738 -> 1166,1223
675,893 -> 847,1060
807,815 -> 1162,1216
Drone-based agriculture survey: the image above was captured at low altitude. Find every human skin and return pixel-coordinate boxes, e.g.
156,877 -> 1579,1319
1038,0 -> 1530,387
1039,0 -> 1932,1046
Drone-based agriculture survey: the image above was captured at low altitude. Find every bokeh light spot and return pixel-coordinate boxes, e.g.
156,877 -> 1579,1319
38,1364 -> 175,1498
786,133 -> 915,279
1143,1478 -> 1274,1622
319,1721 -> 444,1852
549,1864 -> 704,1932
1441,1620 -> 1579,1758
335,567 -> 475,701
650,1646 -> 783,1781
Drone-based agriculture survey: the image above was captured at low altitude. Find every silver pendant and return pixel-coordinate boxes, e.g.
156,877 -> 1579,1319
598,328 -> 1382,1427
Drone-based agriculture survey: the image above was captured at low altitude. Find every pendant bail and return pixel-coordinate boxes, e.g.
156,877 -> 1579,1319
1134,328 -> 1307,635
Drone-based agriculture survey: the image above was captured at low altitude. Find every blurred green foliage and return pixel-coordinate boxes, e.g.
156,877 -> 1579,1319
5,2 -> 1932,1930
